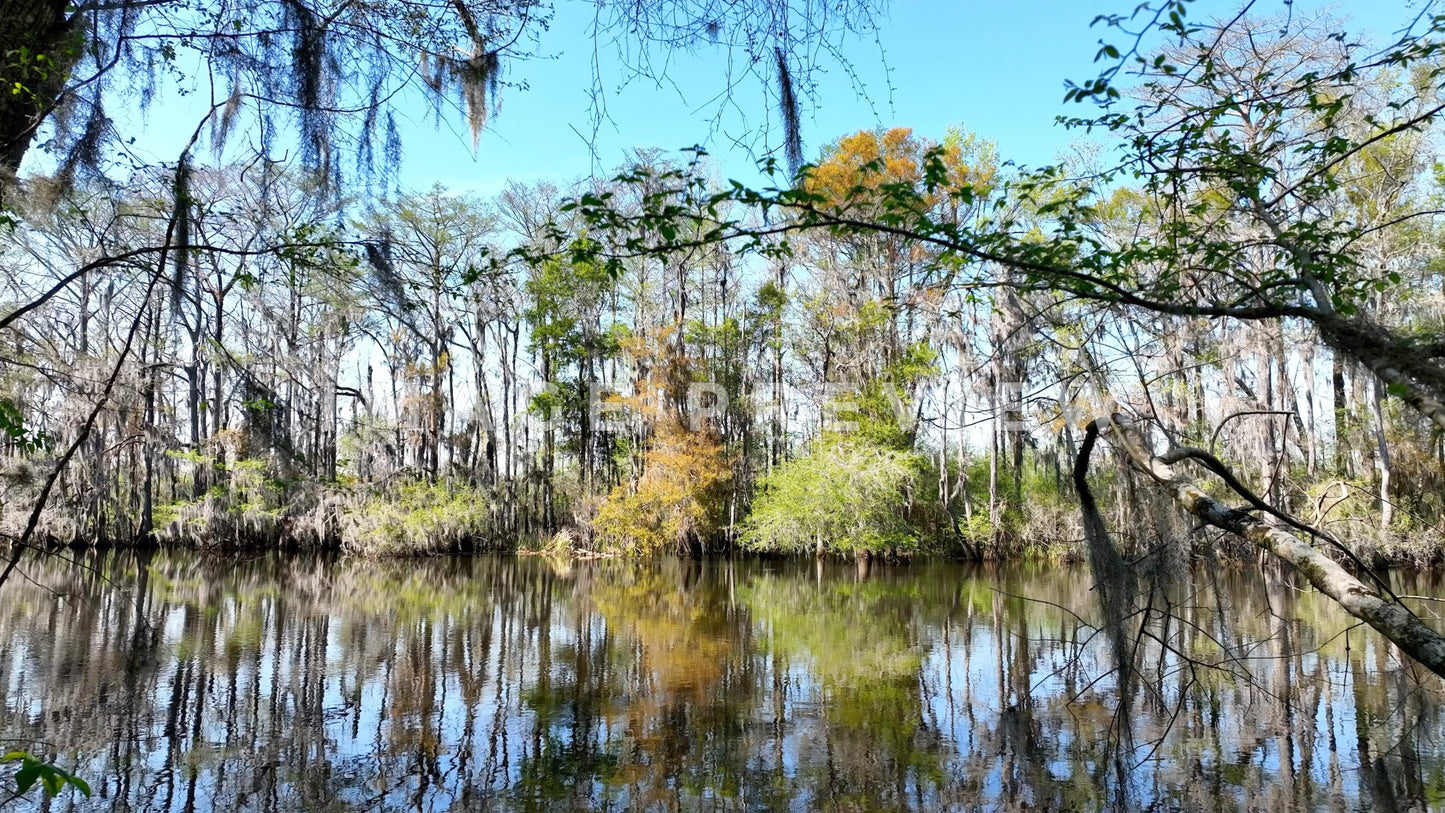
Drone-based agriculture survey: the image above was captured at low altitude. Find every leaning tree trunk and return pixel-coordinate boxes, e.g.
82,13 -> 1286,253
1088,414 -> 1445,679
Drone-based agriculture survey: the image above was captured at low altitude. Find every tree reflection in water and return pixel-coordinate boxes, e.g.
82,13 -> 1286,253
0,550 -> 1440,811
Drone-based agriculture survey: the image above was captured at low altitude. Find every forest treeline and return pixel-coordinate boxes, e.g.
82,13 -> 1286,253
0,126 -> 1438,563
0,133 -> 1008,557
3,13 -> 1445,565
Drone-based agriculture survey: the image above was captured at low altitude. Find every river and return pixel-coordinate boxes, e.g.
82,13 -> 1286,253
0,550 -> 1441,811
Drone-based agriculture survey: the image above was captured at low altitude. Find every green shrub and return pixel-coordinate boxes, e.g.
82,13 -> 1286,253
152,456 -> 289,547
741,437 -> 924,555
338,481 -> 493,555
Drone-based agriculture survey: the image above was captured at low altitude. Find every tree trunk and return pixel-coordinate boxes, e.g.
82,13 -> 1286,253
1333,350 -> 1349,475
1370,377 -> 1394,530
1098,415 -> 1445,678
0,0 -> 75,178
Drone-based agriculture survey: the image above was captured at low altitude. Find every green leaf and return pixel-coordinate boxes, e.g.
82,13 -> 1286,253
14,761 -> 39,794
41,770 -> 64,796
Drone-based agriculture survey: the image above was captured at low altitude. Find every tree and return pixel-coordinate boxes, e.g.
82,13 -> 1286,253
0,0 -> 886,192
551,4 -> 1445,675
360,185 -> 494,480
742,437 -> 924,556
801,127 -> 994,378
524,256 -> 620,498
590,324 -> 732,554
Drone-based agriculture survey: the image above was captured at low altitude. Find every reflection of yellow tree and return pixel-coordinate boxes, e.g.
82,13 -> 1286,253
591,563 -> 732,695
574,559 -> 750,806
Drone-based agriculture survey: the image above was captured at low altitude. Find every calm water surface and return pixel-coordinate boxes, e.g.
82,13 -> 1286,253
1,551 -> 1442,811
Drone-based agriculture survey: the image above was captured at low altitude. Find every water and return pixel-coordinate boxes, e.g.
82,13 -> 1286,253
0,550 -> 1442,811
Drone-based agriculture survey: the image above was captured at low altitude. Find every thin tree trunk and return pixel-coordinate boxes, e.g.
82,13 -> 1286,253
1371,377 -> 1394,530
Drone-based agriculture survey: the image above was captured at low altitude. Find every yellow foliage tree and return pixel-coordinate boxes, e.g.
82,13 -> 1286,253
794,126 -> 997,386
591,324 -> 733,554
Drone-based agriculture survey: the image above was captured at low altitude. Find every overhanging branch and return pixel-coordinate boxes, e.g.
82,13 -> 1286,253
1082,414 -> 1445,679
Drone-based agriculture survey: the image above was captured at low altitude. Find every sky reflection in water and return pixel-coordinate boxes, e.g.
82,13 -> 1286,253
0,550 -> 1441,811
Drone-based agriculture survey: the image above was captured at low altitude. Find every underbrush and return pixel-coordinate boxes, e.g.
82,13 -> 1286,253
336,481 -> 496,555
146,457 -> 501,555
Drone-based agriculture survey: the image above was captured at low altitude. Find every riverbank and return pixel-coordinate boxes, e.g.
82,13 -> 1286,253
6,461 -> 1441,566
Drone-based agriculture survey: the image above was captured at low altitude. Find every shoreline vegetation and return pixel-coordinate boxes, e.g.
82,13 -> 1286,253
5,460 -> 1440,566
8,124 -> 1445,568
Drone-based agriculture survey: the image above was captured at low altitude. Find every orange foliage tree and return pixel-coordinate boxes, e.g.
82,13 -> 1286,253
804,127 -> 995,217
591,324 -> 732,554
793,127 -> 997,401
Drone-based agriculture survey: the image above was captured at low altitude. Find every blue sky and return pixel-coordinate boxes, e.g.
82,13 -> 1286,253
388,0 -> 1418,193
42,0 -> 1421,194
393,0 -> 1116,192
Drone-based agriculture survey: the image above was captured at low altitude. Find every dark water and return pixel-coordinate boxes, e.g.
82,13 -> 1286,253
1,550 -> 1443,812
